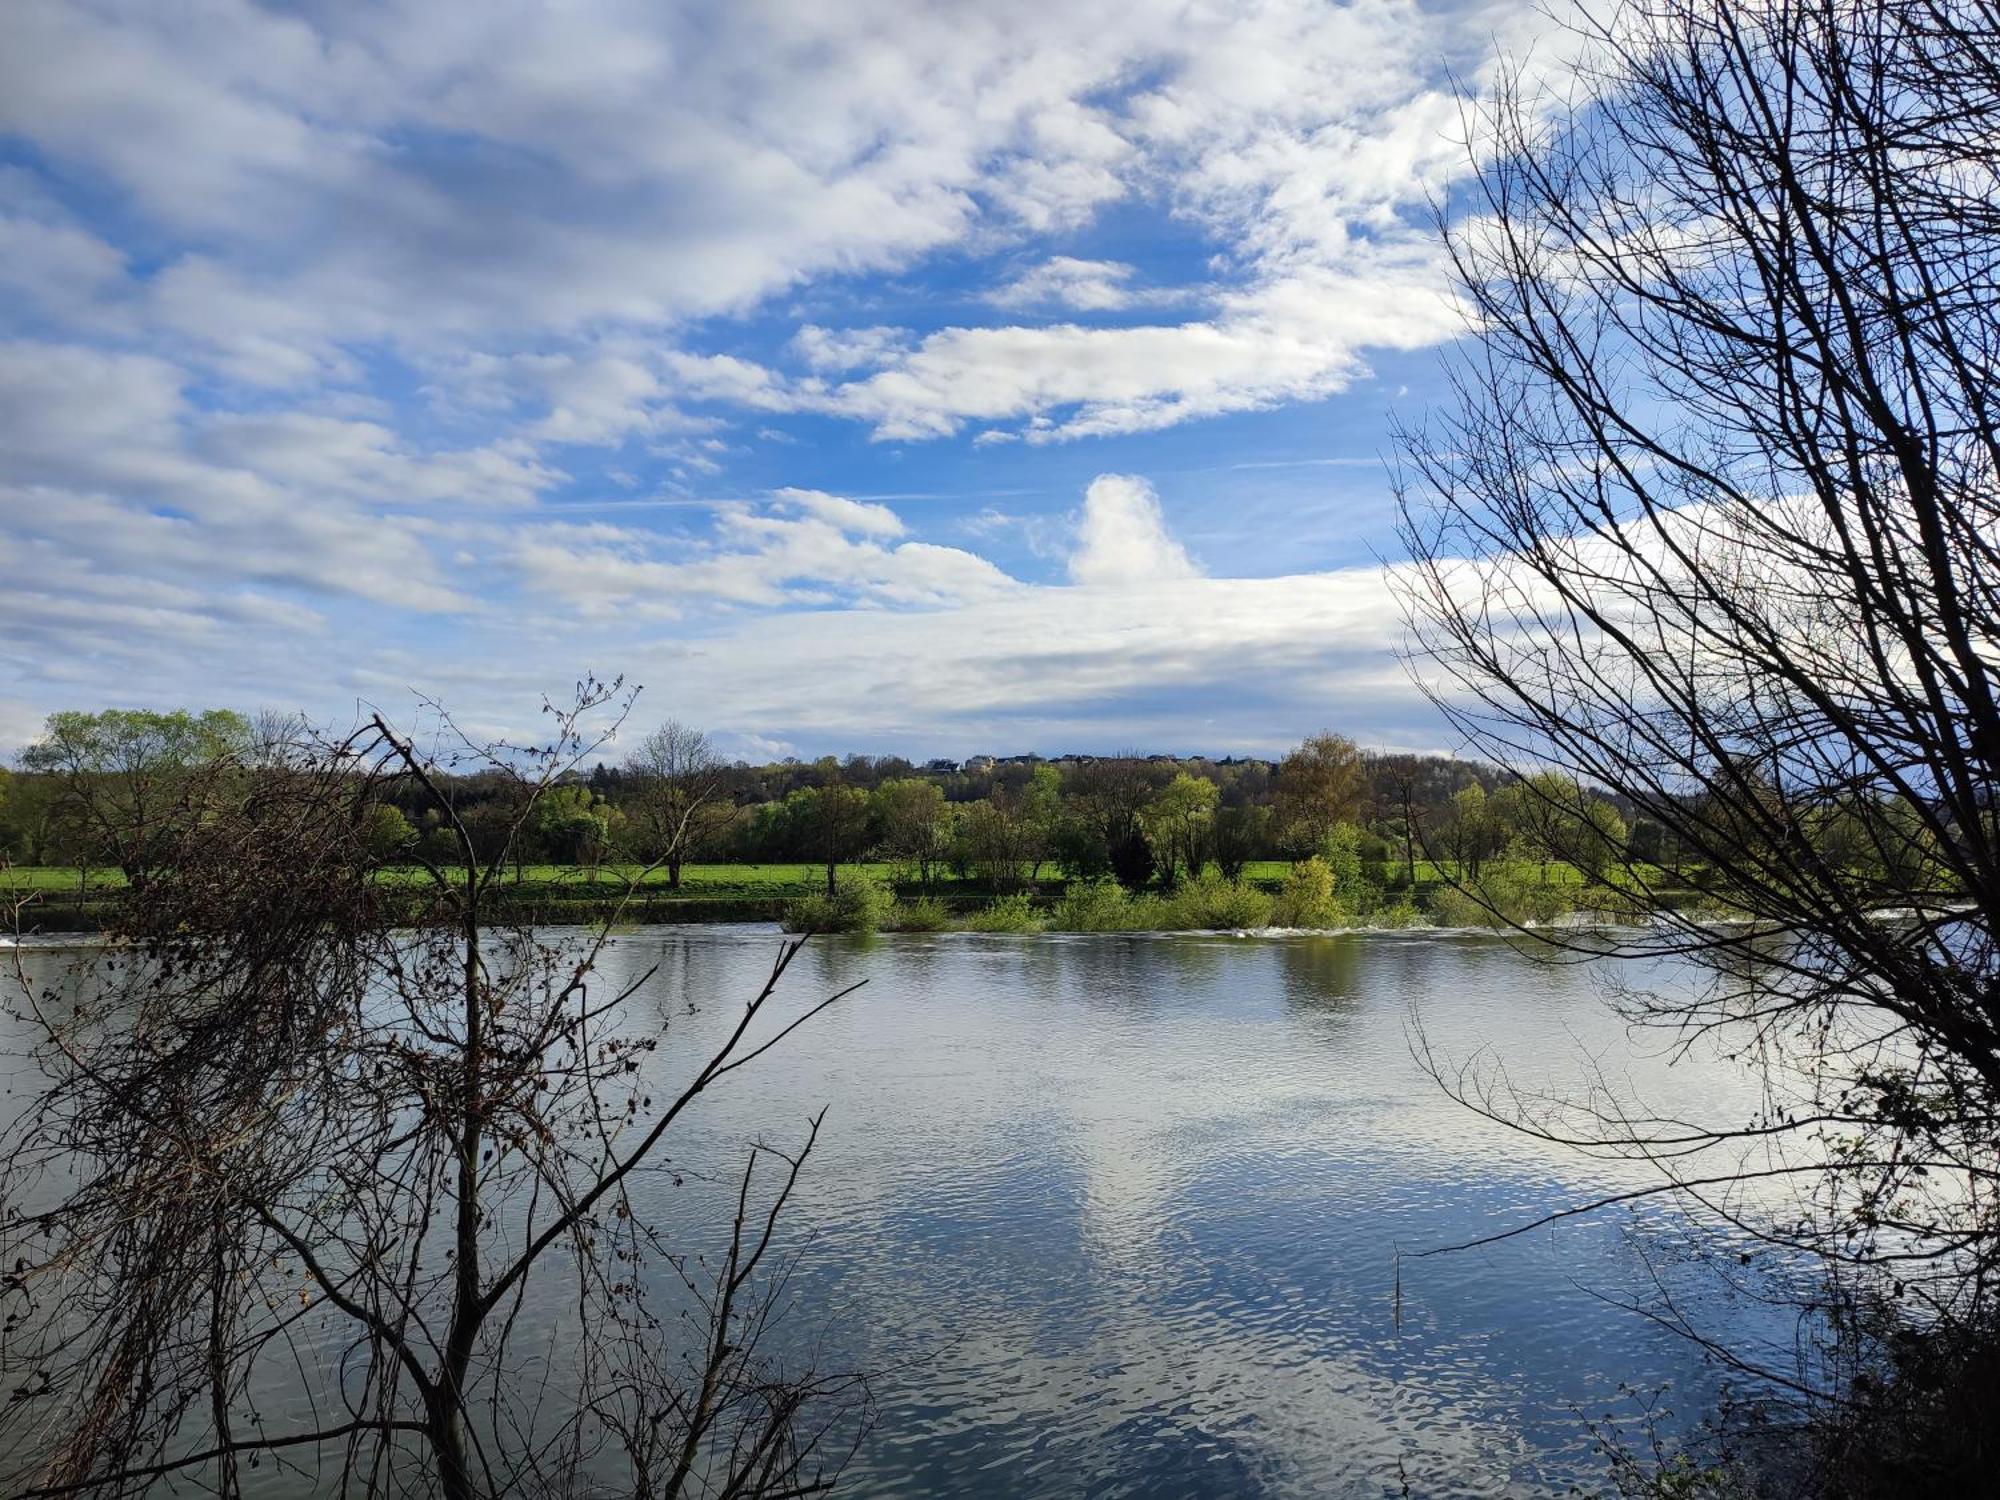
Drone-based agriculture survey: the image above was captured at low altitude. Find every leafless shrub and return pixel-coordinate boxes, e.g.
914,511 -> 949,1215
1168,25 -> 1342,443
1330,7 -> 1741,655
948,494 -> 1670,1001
1,680 -> 869,1497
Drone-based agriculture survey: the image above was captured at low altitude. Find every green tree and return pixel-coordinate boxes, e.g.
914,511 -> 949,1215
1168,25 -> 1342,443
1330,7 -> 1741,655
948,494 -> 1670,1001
1049,815 -> 1112,881
20,708 -> 253,889
1317,822 -> 1367,900
786,784 -> 872,896
1271,856 -> 1341,928
536,783 -> 619,878
1493,773 -> 1629,886
1276,731 -> 1364,855
1064,756 -> 1169,889
1016,764 -> 1064,882
357,802 -> 415,862
1433,782 -> 1504,882
1142,773 -> 1219,888
871,778 -> 953,890
1210,803 -> 1270,880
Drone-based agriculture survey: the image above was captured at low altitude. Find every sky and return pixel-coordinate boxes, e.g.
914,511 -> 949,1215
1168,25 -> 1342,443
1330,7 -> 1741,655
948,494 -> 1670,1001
0,0 -> 1562,762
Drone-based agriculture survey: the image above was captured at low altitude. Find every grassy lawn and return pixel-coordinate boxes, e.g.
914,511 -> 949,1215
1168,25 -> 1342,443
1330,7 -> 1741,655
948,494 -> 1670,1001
442,862 -> 899,894
0,865 -> 128,892
4,857 -> 1685,903
1,861 -> 902,899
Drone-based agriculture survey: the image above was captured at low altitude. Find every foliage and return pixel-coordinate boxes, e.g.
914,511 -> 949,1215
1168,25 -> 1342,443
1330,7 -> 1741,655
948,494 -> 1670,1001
1424,864 -> 1571,929
1318,823 -> 1372,906
1270,857 -> 1347,929
534,781 -> 620,870
1141,772 -> 1219,887
883,894 -> 953,932
785,783 -> 874,896
357,800 -> 414,860
1159,871 -> 1273,930
1209,803 -> 1268,879
1276,731 -> 1363,854
1491,772 -> 1628,886
871,777 -> 953,889
1428,783 -> 1507,881
1046,879 -> 1144,932
956,799 -> 1029,889
1049,815 -> 1113,881
18,707 -> 254,887
959,891 -> 1044,933
781,869 -> 894,934
1107,828 -> 1156,891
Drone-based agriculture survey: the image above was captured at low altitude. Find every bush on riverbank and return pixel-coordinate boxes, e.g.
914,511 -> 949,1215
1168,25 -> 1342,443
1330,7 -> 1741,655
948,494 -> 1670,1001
1158,871 -> 1273,929
883,895 -> 953,931
781,873 -> 893,934
1046,879 -> 1145,930
1270,858 -> 1346,928
961,892 -> 1044,932
1427,866 -> 1574,928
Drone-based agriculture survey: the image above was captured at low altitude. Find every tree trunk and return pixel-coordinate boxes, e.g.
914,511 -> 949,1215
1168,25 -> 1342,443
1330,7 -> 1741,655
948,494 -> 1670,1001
439,911 -> 485,1500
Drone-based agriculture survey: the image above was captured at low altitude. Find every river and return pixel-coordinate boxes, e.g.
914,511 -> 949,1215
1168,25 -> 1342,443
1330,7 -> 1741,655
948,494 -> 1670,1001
596,925 -> 1792,1497
4,926 -> 1803,1496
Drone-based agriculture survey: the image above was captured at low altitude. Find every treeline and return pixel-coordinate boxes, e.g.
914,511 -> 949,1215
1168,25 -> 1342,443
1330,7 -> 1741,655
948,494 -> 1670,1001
0,709 -> 1665,921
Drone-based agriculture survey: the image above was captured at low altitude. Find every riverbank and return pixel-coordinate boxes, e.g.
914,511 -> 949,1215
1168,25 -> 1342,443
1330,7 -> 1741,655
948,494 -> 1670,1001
1,858 -> 1699,935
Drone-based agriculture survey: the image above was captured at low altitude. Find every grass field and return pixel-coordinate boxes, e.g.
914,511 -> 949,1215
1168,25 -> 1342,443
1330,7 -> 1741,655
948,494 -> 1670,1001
0,857 -> 1620,897
0,865 -> 129,892
1,861 -> 915,899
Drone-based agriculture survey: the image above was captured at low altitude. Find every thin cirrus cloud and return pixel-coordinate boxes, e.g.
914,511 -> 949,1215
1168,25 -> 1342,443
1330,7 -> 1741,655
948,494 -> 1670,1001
0,0 -> 1559,753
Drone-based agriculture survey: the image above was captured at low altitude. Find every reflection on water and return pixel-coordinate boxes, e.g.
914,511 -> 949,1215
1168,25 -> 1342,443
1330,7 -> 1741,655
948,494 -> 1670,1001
603,927 -> 1784,1499
5,928 -> 1791,1497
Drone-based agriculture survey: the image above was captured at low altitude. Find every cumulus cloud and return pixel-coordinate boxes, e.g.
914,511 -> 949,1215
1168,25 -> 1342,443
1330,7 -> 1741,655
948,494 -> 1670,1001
1068,475 -> 1201,586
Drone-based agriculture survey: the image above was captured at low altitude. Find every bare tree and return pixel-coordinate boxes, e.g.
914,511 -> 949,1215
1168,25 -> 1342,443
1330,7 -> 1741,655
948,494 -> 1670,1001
624,721 -> 734,890
0,680 -> 868,1498
1395,0 -> 2000,1443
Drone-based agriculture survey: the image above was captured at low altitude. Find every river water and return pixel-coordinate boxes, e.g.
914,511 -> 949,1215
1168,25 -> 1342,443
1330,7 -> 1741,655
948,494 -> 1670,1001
4,926 -> 1804,1496
599,926 -> 1794,1498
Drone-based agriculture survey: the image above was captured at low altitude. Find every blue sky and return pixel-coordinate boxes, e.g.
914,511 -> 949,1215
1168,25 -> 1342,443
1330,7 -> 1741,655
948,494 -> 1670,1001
0,0 -> 1566,760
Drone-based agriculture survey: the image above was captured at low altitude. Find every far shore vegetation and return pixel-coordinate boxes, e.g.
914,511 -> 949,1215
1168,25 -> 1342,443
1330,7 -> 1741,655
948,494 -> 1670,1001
1,709 -> 1706,936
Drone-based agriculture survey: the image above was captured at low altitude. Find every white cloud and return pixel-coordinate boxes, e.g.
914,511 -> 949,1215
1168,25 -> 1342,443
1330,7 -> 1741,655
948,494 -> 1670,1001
0,0 -> 1569,751
688,252 -> 1462,443
2,460 -> 1449,758
510,492 -> 1017,619
773,488 -> 905,537
988,257 -> 1160,312
1068,475 -> 1201,585
0,0 -> 1520,413
0,342 -> 482,624
789,325 -> 911,372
